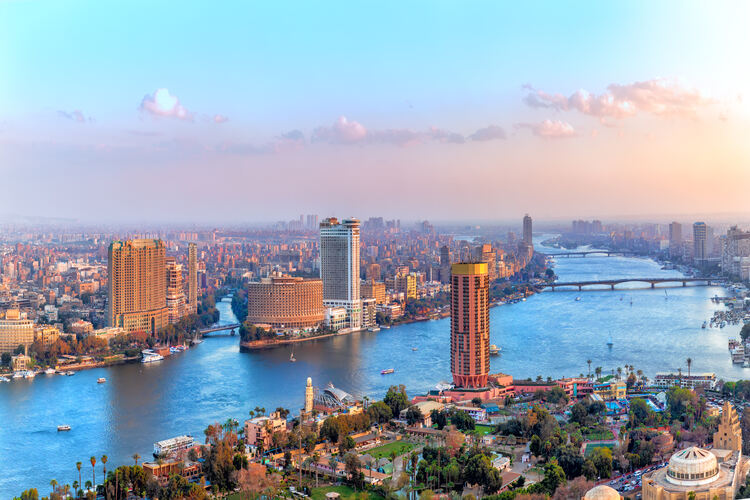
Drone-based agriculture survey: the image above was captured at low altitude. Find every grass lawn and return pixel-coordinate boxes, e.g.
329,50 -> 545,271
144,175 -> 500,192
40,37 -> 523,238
585,430 -> 615,440
362,441 -> 416,460
474,424 -> 495,435
311,485 -> 384,500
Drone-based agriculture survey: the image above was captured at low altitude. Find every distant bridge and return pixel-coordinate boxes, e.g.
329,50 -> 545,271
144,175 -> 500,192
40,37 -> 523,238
540,278 -> 713,291
200,323 -> 240,335
548,250 -> 637,258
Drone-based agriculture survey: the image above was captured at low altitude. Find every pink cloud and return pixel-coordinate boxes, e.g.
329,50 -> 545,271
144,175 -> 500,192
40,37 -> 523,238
469,125 -> 506,141
516,119 -> 576,139
312,116 -> 467,146
213,114 -> 229,124
524,78 -> 713,119
140,88 -> 193,120
312,116 -> 367,144
218,130 -> 305,155
58,110 -> 88,123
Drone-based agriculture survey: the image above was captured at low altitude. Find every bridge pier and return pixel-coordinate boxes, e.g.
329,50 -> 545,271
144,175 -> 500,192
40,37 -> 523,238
683,281 -> 687,287
578,285 -> 582,291
651,283 -> 655,288
611,284 -> 615,290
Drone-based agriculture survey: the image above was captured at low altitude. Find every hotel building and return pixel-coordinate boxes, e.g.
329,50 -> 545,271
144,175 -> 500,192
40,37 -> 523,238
523,214 -> 533,246
165,257 -> 186,324
187,243 -> 198,314
320,217 -> 361,330
107,239 -> 168,334
450,262 -> 490,389
246,274 -> 324,329
0,309 -> 34,354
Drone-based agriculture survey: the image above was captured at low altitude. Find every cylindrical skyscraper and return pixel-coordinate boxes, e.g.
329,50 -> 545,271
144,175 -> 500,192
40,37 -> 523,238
450,262 -> 490,388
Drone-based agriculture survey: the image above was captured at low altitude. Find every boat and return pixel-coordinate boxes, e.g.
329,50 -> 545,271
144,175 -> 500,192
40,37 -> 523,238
743,360 -> 750,368
412,347 -> 418,351
489,344 -> 500,356
141,350 -> 164,363
381,368 -> 395,375
57,425 -> 71,432
97,377 -> 106,383
381,325 -> 391,329
0,376 -> 10,382
702,321 -> 707,329
290,352 -> 296,363
24,370 -> 36,379
575,296 -> 581,302
44,368 -> 56,375
367,326 -> 381,332
65,371 -> 75,376
12,371 -> 23,379
607,335 -> 614,347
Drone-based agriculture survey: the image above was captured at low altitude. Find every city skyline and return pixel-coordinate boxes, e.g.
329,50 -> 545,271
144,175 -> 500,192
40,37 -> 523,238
3,1 -> 750,222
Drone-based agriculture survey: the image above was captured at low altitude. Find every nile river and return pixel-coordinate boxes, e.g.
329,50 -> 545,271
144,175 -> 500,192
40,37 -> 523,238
0,238 -> 744,496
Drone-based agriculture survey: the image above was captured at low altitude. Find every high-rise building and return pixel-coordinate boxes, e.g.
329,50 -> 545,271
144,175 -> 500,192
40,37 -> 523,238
0,309 -> 34,354
440,245 -> 452,284
693,222 -> 707,262
188,243 -> 197,314
450,262 -> 490,389
320,217 -> 362,329
246,274 -> 324,329
165,257 -> 186,324
522,214 -> 533,246
304,377 -> 314,415
669,222 -> 682,256
107,239 -> 168,334
474,244 -> 497,280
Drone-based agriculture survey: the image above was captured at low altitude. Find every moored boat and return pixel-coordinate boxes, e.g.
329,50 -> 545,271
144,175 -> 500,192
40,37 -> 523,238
44,368 -> 56,375
0,376 -> 10,382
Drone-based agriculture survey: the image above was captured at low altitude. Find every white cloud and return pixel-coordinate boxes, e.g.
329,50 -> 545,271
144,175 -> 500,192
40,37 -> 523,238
140,88 -> 193,120
213,114 -> 229,124
469,125 -> 506,141
516,119 -> 576,139
58,110 -> 87,123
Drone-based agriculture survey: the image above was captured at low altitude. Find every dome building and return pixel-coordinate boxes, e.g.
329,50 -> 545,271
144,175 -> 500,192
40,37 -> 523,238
583,485 -> 621,500
641,403 -> 747,500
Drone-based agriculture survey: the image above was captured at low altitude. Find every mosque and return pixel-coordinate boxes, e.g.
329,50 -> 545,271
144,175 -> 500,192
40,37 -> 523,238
583,402 -> 748,500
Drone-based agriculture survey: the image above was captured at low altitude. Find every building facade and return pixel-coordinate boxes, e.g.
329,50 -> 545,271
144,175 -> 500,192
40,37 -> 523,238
0,309 -> 34,354
450,262 -> 490,389
107,239 -> 168,334
320,217 -> 362,329
693,222 -> 708,262
523,214 -> 533,246
246,275 -> 324,329
188,243 -> 198,314
165,257 -> 186,324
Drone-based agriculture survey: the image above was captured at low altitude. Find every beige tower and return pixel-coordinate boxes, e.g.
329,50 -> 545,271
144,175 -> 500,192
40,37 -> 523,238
305,377 -> 314,415
713,401 -> 742,452
108,239 -> 168,334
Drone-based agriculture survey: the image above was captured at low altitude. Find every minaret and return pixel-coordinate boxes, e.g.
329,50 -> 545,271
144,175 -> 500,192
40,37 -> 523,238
304,377 -> 314,416
713,401 -> 742,452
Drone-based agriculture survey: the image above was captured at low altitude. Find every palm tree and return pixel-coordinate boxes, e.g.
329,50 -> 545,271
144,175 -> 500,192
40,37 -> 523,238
76,461 -> 82,491
587,359 -> 592,379
90,456 -> 96,486
617,367 -> 622,380
687,357 -> 692,378
132,453 -> 140,466
101,455 -> 108,481
312,452 -> 320,488
85,480 -> 92,493
50,479 -> 57,497
595,366 -> 602,380
72,481 -> 79,496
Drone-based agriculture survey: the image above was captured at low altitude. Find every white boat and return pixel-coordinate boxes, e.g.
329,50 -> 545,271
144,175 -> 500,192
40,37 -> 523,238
381,325 -> 391,329
381,368 -> 395,375
367,326 -> 381,332
141,350 -> 164,363
57,425 -> 71,432
412,347 -> 418,351
24,370 -> 36,379
45,368 -> 56,375
97,377 -> 106,383
575,296 -> 581,302
0,376 -> 10,382
290,352 -> 296,362
65,371 -> 75,376
489,344 -> 500,356
607,335 -> 614,347
12,371 -> 24,379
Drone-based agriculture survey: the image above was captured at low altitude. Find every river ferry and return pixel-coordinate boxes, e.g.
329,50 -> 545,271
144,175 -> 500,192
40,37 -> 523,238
381,368 -> 395,375
57,425 -> 71,432
141,350 -> 165,363
489,345 -> 501,355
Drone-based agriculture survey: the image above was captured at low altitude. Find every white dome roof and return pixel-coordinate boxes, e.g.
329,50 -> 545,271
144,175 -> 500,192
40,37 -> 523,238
666,447 -> 719,486
584,485 -> 620,500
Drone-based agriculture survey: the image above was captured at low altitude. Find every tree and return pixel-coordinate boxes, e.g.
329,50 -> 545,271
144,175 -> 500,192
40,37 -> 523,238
541,459 -> 567,494
405,405 -> 424,426
384,385 -> 409,416
1,352 -> 11,366
451,410 -> 475,431
552,476 -> 594,500
344,452 -> 363,490
590,447 -> 613,478
472,397 -> 483,407
101,455 -> 107,482
587,359 -> 592,379
90,456 -> 96,486
570,402 -> 587,425
366,401 -> 393,424
132,453 -> 140,466
76,462 -> 82,492
431,409 -> 447,430
582,459 -> 598,481
312,452 -> 321,488
741,323 -> 750,342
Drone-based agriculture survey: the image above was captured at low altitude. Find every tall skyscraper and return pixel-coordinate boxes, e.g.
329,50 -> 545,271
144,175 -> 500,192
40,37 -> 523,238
669,222 -> 682,245
522,214 -> 533,246
108,239 -> 168,334
188,243 -> 197,314
165,257 -> 186,324
450,262 -> 490,389
319,217 -> 361,329
693,222 -> 707,261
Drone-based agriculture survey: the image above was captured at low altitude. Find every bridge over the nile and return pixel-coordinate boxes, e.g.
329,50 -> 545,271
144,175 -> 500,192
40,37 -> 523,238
547,250 -> 638,258
540,277 -> 714,291
199,323 -> 240,336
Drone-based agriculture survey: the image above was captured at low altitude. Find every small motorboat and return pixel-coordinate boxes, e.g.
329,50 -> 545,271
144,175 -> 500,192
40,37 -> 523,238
381,368 -> 395,375
65,371 -> 74,376
24,371 -> 36,379
45,368 -> 56,375
97,377 -> 106,384
412,347 -> 418,351
489,345 -> 500,356
0,376 -> 10,382
57,425 -> 71,432
575,297 -> 581,302
12,372 -> 24,379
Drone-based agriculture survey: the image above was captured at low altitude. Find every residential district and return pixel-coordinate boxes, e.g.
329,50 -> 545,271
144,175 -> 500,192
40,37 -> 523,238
6,216 -> 750,500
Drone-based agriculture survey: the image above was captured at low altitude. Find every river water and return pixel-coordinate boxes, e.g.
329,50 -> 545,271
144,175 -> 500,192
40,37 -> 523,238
0,237 -> 744,496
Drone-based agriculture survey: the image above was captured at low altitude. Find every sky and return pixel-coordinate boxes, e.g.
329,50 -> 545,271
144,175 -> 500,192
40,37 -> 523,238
1,1 -> 750,224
